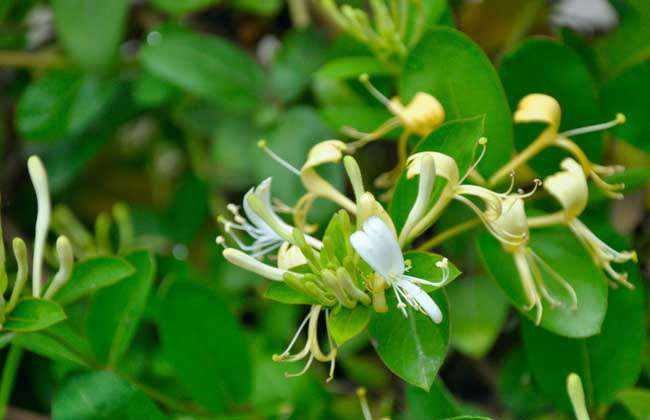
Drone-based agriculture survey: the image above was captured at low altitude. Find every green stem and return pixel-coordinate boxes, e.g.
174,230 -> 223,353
0,346 -> 23,419
416,218 -> 481,251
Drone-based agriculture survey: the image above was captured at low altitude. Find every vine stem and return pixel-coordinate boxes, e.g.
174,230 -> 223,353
416,218 -> 481,251
487,134 -> 552,187
0,50 -> 67,68
0,345 -> 23,419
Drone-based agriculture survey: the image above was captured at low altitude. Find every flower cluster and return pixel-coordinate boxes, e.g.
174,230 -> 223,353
217,88 -> 637,379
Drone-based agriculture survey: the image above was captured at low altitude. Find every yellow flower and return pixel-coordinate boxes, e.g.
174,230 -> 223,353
541,158 -> 638,288
495,93 -> 626,198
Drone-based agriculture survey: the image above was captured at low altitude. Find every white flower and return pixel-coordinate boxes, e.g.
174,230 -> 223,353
219,177 -> 322,258
350,217 -> 448,323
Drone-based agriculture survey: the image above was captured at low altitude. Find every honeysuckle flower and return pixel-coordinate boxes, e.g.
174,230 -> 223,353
566,373 -> 590,420
272,304 -> 337,381
27,155 -> 51,298
490,195 -> 577,325
222,247 -> 291,282
401,139 -> 535,247
43,236 -> 74,299
539,158 -> 638,288
219,177 -> 322,258
345,74 -> 445,153
489,93 -> 626,198
258,139 -> 357,216
350,217 -> 448,323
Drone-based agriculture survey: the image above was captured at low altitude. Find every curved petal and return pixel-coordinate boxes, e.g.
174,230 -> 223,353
398,279 -> 443,324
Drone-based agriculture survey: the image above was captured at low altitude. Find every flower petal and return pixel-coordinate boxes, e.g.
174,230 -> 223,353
398,279 -> 443,324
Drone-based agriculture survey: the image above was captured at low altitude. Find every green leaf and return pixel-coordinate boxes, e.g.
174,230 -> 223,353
140,27 -> 264,112
600,61 -> 650,153
4,298 -> 66,332
499,38 -> 602,178
368,288 -> 449,390
12,332 -> 86,366
328,305 -> 370,346
52,371 -> 166,420
477,226 -> 608,338
521,252 -> 644,410
151,0 -> 220,14
52,0 -> 128,72
87,251 -> 156,366
617,388 -> 650,420
496,347 -> 549,417
400,28 -> 513,177
54,256 -> 135,306
263,282 -> 320,306
270,29 -> 327,103
390,116 -> 484,234
157,279 -> 251,413
17,72 -> 119,142
316,56 -> 390,80
447,276 -> 508,358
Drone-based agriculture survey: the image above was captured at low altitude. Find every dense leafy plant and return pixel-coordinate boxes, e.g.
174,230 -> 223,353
0,0 -> 648,419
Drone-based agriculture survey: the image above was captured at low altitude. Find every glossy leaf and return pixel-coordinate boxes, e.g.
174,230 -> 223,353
499,38 -> 602,177
17,72 -> 118,142
52,371 -> 166,420
400,28 -> 513,176
447,276 -> 508,358
368,263 -> 449,391
521,255 -> 644,410
157,279 -> 251,413
600,61 -> 650,153
87,251 -> 156,365
4,298 -> 66,332
52,0 -> 128,72
140,27 -> 264,112
12,332 -> 86,366
477,226 -> 608,338
54,256 -> 134,305
328,305 -> 370,346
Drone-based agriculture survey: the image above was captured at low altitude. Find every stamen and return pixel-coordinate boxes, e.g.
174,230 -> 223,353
215,236 -> 227,248
274,311 -> 312,360
516,179 -> 542,199
459,137 -> 487,184
359,73 -> 392,108
285,354 -> 314,378
357,388 -> 373,420
258,139 -> 301,176
559,113 -> 626,138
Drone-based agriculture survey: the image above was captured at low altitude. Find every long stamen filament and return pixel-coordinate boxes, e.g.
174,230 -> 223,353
559,113 -> 625,138
459,137 -> 488,184
258,140 -> 301,176
359,73 -> 392,108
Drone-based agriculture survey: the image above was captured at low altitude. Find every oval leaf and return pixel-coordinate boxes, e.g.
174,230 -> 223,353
140,27 -> 264,112
400,28 -> 513,176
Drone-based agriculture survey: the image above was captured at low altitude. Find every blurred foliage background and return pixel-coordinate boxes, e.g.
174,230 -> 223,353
0,0 -> 649,419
